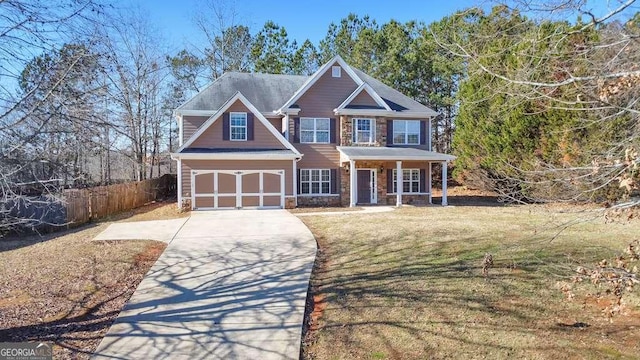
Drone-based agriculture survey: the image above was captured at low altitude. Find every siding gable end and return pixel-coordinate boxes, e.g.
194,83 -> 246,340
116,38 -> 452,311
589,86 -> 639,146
177,92 -> 300,155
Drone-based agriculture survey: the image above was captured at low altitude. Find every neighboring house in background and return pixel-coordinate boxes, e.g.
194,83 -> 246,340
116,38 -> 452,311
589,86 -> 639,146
171,55 -> 455,210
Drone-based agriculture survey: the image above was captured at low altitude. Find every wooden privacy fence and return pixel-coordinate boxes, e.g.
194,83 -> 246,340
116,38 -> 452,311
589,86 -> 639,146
64,174 -> 176,227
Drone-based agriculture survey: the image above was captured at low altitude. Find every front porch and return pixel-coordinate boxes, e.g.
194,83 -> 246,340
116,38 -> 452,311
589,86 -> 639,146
336,147 -> 456,207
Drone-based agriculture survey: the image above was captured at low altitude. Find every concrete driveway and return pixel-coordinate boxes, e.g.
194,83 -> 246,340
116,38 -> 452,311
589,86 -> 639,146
93,210 -> 317,360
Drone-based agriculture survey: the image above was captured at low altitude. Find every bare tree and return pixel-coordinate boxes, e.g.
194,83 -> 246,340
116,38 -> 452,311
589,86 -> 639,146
0,0 -> 106,233
193,0 -> 252,80
99,10 -> 168,181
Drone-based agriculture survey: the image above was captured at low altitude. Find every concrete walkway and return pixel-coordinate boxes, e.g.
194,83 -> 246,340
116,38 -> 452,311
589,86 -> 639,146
294,205 -> 396,217
94,218 -> 189,243
93,210 -> 317,360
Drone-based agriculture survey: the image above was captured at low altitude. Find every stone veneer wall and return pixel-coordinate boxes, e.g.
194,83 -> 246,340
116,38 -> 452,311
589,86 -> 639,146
340,116 -> 387,146
285,197 -> 296,209
383,194 -> 430,205
297,196 -> 342,207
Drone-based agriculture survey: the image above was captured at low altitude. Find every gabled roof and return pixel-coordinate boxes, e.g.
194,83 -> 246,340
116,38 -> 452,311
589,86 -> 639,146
175,91 -> 301,157
351,68 -> 438,117
335,82 -> 392,112
278,55 -> 364,112
175,56 -> 438,118
175,72 -> 307,115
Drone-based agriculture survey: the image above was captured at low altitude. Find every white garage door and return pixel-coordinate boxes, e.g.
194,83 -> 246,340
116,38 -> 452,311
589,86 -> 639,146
191,170 -> 285,210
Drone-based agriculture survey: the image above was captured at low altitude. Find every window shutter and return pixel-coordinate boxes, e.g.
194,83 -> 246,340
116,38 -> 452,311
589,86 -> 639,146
386,119 -> 393,146
222,113 -> 230,140
330,169 -> 338,194
387,169 -> 393,193
330,118 -> 337,143
247,113 -> 254,141
420,168 -> 426,193
420,120 -> 427,145
293,117 -> 300,143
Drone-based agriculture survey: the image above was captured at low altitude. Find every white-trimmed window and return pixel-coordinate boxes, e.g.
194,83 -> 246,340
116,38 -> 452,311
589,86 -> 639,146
393,120 -> 420,145
300,118 -> 330,143
353,118 -> 374,143
300,169 -> 331,194
392,169 -> 420,193
230,112 -> 247,141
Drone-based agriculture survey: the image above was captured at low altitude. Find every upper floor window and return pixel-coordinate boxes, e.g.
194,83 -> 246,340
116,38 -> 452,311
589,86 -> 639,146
393,120 -> 420,145
353,118 -> 374,143
230,112 -> 247,141
301,118 -> 330,143
332,66 -> 341,77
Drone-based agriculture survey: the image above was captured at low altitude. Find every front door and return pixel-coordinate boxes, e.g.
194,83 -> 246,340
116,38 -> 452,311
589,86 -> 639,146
357,169 -> 376,204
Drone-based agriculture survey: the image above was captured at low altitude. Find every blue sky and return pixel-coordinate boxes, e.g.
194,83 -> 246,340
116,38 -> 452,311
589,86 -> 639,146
136,0 -> 479,51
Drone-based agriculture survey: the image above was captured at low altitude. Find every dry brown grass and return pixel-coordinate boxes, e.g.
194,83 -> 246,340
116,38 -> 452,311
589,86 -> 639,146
0,201 -> 183,359
300,200 -> 640,360
289,207 -> 364,214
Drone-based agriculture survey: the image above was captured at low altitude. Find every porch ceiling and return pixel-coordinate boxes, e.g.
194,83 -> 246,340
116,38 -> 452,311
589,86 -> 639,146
337,146 -> 456,162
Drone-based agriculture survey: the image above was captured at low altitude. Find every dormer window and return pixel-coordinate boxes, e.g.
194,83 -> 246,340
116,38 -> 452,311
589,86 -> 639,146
332,66 -> 341,78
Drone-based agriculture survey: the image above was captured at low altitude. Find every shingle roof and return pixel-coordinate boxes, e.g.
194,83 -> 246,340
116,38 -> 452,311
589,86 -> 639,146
337,146 -> 456,161
351,68 -> 438,115
176,63 -> 438,116
177,72 -> 308,113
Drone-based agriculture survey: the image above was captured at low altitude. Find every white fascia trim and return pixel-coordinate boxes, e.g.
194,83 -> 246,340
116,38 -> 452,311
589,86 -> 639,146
176,91 -> 302,156
344,155 -> 456,161
335,83 -> 392,111
175,109 -> 216,116
278,55 -> 364,112
171,152 -> 300,160
334,109 -> 439,118
335,148 -> 456,162
175,109 -> 279,119
178,114 -> 184,146
276,108 -> 300,116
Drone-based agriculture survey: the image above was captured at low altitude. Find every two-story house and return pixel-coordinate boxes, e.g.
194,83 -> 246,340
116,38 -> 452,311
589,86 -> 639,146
171,56 -> 455,210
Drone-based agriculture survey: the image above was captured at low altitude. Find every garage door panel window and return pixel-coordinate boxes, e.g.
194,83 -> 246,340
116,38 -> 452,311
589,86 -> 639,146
300,169 -> 331,195
192,170 -> 284,210
230,112 -> 247,141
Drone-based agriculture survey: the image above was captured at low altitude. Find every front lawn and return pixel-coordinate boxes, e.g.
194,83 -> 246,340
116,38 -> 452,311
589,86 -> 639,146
0,201 -> 186,359
300,202 -> 640,359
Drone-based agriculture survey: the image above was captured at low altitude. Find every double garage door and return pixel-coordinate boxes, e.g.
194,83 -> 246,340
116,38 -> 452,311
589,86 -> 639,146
191,169 -> 285,210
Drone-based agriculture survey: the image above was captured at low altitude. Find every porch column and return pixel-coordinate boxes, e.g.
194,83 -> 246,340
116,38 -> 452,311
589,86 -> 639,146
177,159 -> 182,209
349,160 -> 356,207
428,162 -> 433,204
442,161 -> 448,206
293,159 -> 298,207
396,160 -> 403,207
